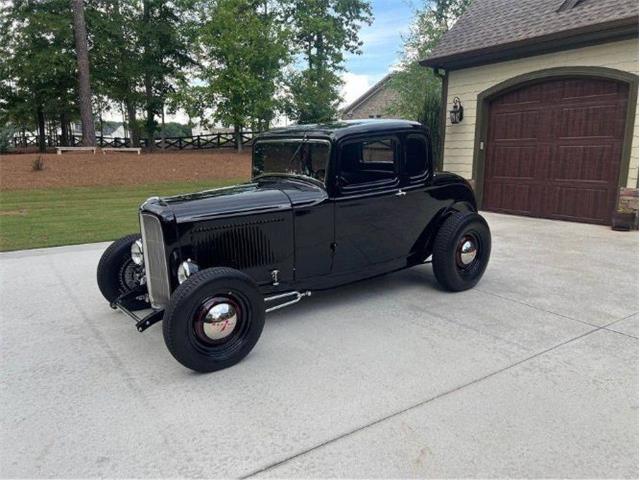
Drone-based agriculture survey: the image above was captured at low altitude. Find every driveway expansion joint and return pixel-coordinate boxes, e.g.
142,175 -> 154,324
240,320 -> 623,478
476,287 -> 607,329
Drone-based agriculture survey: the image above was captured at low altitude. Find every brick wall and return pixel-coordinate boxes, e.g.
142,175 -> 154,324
342,84 -> 400,120
618,187 -> 639,212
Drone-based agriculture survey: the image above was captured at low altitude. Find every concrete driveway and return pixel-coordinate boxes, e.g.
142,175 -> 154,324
1,213 -> 637,478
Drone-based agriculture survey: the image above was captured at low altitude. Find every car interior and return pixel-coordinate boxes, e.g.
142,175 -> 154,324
338,138 -> 398,187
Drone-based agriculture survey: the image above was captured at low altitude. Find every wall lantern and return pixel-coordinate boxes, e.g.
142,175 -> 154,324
449,97 -> 464,124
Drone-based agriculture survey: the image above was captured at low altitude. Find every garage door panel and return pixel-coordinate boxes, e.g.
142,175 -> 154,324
491,110 -> 540,140
557,105 -> 625,139
483,77 -> 627,224
484,181 -> 538,215
561,78 -> 626,101
488,145 -> 537,179
544,185 -> 612,224
493,82 -> 546,106
552,145 -> 616,183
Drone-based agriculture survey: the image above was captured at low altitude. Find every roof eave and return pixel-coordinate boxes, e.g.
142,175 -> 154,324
420,16 -> 639,70
340,73 -> 394,114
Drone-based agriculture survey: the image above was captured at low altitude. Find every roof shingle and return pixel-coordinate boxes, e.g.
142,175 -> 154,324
423,0 -> 638,67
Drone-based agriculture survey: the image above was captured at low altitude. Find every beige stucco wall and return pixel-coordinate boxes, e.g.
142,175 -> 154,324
443,38 -> 639,188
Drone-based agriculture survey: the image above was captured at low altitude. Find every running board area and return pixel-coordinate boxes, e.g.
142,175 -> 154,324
265,291 -> 311,313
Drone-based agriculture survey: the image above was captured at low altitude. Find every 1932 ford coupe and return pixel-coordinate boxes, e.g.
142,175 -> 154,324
97,120 -> 491,372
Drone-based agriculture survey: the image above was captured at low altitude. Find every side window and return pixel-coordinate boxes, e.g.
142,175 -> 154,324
405,135 -> 429,178
339,137 -> 398,188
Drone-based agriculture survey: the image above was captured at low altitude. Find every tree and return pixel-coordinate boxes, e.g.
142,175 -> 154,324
284,0 -> 372,123
0,0 -> 78,152
387,0 -> 471,166
71,0 -> 96,146
138,0 -> 194,149
87,0 -> 195,149
87,0 -> 144,146
195,0 -> 289,150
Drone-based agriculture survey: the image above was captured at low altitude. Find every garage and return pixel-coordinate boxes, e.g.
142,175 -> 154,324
421,0 -> 638,227
482,77 -> 629,224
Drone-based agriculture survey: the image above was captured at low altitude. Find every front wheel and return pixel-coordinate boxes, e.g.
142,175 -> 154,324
97,234 -> 149,310
432,212 -> 491,292
162,267 -> 265,373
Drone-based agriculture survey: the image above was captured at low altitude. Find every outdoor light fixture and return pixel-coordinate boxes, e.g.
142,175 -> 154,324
449,97 -> 464,124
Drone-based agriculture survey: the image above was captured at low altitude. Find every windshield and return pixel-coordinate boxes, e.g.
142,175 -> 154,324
253,139 -> 330,184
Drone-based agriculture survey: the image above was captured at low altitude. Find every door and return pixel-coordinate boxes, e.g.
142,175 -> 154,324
332,136 -> 406,274
483,77 -> 629,224
398,133 -> 441,258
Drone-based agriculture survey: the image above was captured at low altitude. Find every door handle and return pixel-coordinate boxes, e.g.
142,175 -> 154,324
395,190 -> 407,197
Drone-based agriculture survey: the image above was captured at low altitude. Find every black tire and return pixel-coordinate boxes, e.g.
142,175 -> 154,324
432,212 -> 491,292
162,267 -> 265,373
97,234 -> 149,310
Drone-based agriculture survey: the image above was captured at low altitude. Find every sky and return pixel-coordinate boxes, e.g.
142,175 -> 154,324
340,0 -> 415,107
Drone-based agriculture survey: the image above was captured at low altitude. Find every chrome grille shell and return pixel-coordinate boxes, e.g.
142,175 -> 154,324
140,213 -> 171,308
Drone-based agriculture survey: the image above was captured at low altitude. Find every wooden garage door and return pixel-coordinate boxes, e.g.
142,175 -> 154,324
483,77 -> 629,224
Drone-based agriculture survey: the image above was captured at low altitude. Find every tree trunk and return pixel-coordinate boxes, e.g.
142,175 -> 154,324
142,0 -> 155,151
234,124 -> 243,152
60,113 -> 69,146
37,107 -> 46,153
160,104 -> 166,149
71,0 -> 96,146
125,100 -> 139,147
144,78 -> 155,150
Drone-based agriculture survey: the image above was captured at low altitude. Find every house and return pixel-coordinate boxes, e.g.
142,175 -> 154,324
341,73 -> 399,120
421,0 -> 638,225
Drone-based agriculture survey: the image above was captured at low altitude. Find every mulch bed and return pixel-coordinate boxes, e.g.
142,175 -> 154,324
0,150 -> 252,190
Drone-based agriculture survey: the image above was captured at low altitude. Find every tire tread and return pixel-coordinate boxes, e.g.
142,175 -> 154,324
432,211 -> 491,292
162,267 -> 264,372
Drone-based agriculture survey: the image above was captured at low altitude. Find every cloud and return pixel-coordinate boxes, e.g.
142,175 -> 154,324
343,1 -> 413,78
340,72 -> 374,107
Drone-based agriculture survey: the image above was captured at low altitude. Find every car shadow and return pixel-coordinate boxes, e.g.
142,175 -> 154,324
266,263 -> 444,325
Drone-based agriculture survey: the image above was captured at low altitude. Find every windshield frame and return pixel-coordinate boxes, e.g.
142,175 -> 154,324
252,137 -> 332,187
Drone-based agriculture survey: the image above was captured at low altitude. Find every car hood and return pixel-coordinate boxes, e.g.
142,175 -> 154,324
141,178 -> 327,224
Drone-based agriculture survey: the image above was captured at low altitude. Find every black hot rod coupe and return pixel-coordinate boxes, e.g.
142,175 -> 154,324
97,120 -> 491,372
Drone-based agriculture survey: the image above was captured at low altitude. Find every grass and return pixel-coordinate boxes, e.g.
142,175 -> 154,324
0,179 -> 243,251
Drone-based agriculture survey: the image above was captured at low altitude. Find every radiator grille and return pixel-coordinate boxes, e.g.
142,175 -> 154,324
191,219 -> 283,270
140,213 -> 171,308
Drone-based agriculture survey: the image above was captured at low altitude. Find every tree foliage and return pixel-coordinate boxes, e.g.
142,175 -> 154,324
0,0 -> 77,150
387,0 -> 471,166
139,0 -> 195,146
87,0 -> 144,143
194,0 -> 289,139
0,0 -> 374,150
283,0 -> 372,123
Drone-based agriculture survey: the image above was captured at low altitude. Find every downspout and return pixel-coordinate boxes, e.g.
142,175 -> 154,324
434,67 -> 448,172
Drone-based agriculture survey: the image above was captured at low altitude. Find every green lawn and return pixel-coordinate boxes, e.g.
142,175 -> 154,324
0,179 -> 242,251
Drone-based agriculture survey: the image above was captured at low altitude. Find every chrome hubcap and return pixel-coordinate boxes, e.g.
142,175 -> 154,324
458,237 -> 478,266
202,302 -> 238,340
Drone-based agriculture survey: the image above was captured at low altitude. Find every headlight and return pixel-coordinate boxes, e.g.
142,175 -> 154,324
177,260 -> 199,284
131,239 -> 144,265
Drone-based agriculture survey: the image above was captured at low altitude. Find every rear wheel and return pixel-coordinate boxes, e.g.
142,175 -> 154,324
162,267 -> 265,373
432,212 -> 491,292
97,234 -> 149,310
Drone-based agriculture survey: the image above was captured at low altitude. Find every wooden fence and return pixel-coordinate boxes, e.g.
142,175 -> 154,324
9,131 -> 256,151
